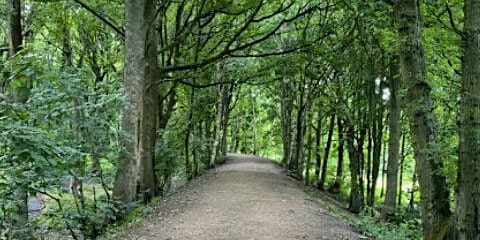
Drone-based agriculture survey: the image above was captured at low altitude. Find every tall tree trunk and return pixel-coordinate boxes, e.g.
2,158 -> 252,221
8,0 -> 22,57
397,133 -> 406,206
382,64 -> 402,219
210,84 -> 224,168
220,84 -> 233,163
457,0 -> 480,238
369,109 -> 384,208
251,89 -> 258,155
8,0 -> 29,238
185,87 -> 195,181
346,125 -> 363,214
395,0 -> 453,238
290,79 -> 305,179
315,115 -> 322,181
113,0 -> 158,203
330,117 -> 344,194
319,114 -> 335,190
380,134 -> 388,198
305,109 -> 313,185
366,128 -> 373,205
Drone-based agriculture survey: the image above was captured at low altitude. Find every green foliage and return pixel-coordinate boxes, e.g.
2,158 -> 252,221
1,41 -> 122,238
354,213 -> 422,240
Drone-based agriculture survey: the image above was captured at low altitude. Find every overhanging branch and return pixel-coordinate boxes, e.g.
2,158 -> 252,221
72,0 -> 125,38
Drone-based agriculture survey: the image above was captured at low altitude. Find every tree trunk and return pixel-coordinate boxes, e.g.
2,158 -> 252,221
369,109 -> 384,208
220,84 -> 234,163
398,133 -> 406,206
382,63 -> 402,219
8,0 -> 29,238
457,0 -> 480,238
185,88 -> 194,181
315,115 -> 322,181
251,89 -> 258,155
113,0 -> 158,203
305,105 -> 313,185
210,84 -> 224,168
366,128 -> 372,206
290,79 -> 305,179
395,0 -> 453,238
380,132 -> 388,198
330,117 -> 344,194
319,114 -> 335,190
346,125 -> 363,214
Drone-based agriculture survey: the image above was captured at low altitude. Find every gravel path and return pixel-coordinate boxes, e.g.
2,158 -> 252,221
117,154 -> 365,240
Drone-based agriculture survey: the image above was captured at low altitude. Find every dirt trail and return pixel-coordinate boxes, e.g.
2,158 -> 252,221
118,154 -> 365,240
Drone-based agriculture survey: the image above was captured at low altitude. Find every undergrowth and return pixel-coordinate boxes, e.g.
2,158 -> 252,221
306,188 -> 422,240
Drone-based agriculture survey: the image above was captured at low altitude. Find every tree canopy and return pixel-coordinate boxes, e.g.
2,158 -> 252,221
0,0 -> 478,239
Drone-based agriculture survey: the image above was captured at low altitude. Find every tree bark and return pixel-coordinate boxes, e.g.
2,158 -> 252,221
382,63 -> 402,219
395,0 -> 453,238
305,105 -> 313,185
220,84 -> 234,163
7,0 -> 30,238
457,0 -> 480,238
398,133 -> 406,206
210,76 -> 225,167
319,114 -> 335,190
369,107 -> 384,208
251,89 -> 258,155
330,117 -> 344,194
281,78 -> 294,168
290,79 -> 305,179
346,124 -> 364,214
113,0 -> 158,203
314,115 -> 322,181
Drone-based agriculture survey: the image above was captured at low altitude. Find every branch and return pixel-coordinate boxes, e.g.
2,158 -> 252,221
0,93 -> 10,102
161,2 -> 330,73
72,0 -> 125,38
445,2 -> 462,36
229,46 -> 300,58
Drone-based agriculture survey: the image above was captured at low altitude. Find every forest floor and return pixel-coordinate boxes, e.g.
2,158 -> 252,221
116,154 -> 366,240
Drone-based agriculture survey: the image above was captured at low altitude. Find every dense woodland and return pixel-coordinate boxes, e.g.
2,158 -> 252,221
0,0 -> 478,239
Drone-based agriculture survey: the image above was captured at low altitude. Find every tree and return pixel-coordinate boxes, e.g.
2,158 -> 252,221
395,0 -> 453,238
382,61 -> 402,219
457,0 -> 480,238
7,0 -> 30,238
113,0 -> 158,203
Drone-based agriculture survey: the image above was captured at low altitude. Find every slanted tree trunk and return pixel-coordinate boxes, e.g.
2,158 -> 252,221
395,0 -> 453,238
319,113 -> 335,190
457,0 -> 480,238
382,63 -> 402,219
113,0 -> 158,203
